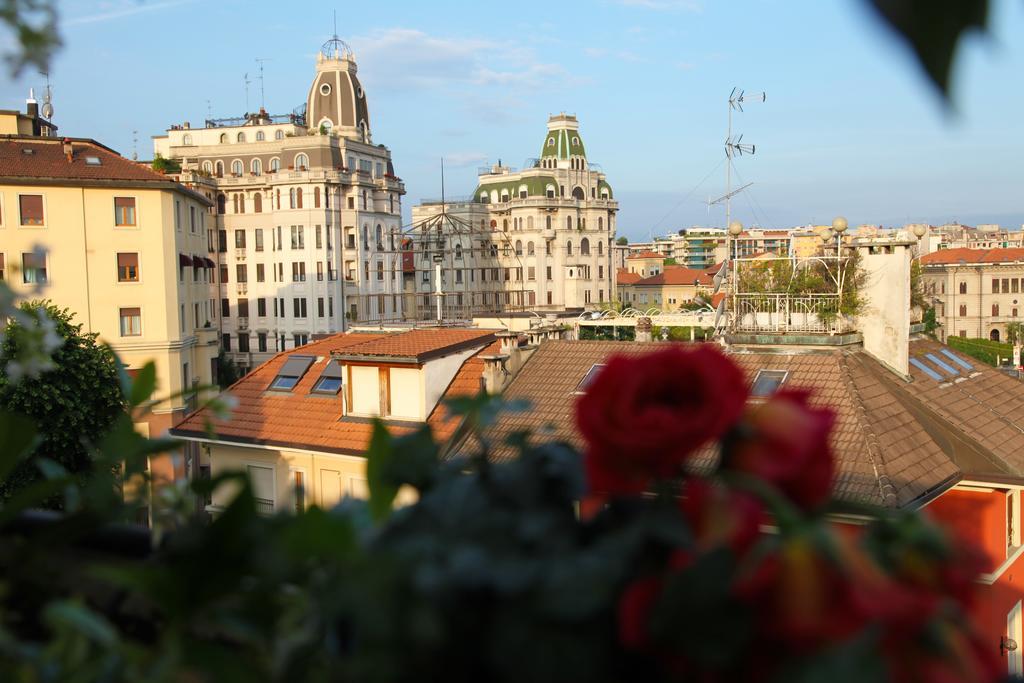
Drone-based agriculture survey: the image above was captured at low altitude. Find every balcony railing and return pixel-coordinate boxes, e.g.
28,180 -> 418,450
237,316 -> 249,330
732,293 -> 849,335
235,248 -> 246,260
236,283 -> 248,295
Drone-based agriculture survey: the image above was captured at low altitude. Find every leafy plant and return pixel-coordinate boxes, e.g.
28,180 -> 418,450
151,154 -> 181,174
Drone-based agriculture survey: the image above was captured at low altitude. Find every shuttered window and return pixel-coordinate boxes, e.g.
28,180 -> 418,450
117,252 -> 139,281
119,307 -> 141,336
114,197 -> 136,226
19,195 -> 44,225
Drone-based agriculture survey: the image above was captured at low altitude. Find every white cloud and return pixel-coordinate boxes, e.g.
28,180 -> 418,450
442,152 -> 489,167
64,0 -> 198,27
348,28 -> 580,93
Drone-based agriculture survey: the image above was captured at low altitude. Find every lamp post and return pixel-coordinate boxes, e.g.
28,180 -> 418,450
832,216 -> 848,308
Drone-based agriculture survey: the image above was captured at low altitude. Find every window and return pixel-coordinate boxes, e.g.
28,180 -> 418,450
19,195 -> 44,225
566,240 -> 573,256
255,229 -> 264,251
528,266 -> 535,280
959,282 -> 967,294
235,229 -> 246,248
119,307 -> 141,336
270,355 -> 315,391
221,299 -> 230,317
117,253 -> 139,282
292,262 -> 306,282
275,130 -> 284,140
377,261 -> 384,280
257,298 -> 267,317
294,153 -> 309,170
236,132 -> 246,143
993,278 -> 1000,294
257,333 -> 267,352
581,238 -> 590,255
216,194 -> 226,214
993,304 -> 1000,317
219,264 -> 228,283
546,266 -> 552,280
959,304 -> 967,317
312,360 -> 343,394
238,333 -> 250,353
256,130 -> 265,142
112,196 -> 137,226
751,370 -> 788,397
291,226 -> 304,249
317,262 -> 324,281
232,160 -> 243,176
252,158 -> 262,176
314,187 -> 321,208
269,157 -> 280,172
293,297 -> 307,318
0,255 -> 4,280
22,252 -> 46,283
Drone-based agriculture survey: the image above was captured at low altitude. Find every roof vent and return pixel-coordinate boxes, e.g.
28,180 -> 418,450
85,156 -> 101,165
21,148 -> 34,155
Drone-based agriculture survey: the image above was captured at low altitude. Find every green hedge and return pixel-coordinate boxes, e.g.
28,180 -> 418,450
946,335 -> 1013,367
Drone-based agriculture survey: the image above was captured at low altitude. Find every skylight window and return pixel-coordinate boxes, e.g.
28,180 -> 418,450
573,363 -> 606,394
85,156 -> 101,165
909,357 -> 943,381
269,355 -> 314,391
924,353 -> 959,377
940,348 -> 973,370
312,360 -> 343,394
751,370 -> 788,397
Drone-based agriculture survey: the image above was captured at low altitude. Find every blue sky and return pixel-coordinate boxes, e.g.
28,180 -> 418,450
2,0 -> 1022,241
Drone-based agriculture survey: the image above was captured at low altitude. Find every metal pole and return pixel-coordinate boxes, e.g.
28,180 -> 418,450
435,262 -> 443,322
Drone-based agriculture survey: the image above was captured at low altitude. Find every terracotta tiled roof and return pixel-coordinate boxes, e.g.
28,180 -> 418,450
172,330 -> 495,454
633,266 -> 713,287
627,250 -> 665,260
449,340 -> 990,509
616,268 -> 643,285
334,328 -> 497,362
1,137 -> 169,182
921,247 -> 1024,266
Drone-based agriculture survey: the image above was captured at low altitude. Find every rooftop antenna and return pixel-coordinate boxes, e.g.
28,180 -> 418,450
206,99 -> 212,123
40,71 -> 53,120
132,130 -> 138,161
321,11 -> 351,58
244,72 -> 251,113
255,58 -> 269,110
723,87 -> 765,230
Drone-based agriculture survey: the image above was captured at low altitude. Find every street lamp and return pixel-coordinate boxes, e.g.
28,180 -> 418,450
728,220 -> 743,262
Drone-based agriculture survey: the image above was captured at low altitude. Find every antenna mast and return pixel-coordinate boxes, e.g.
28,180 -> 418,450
724,88 -> 764,228
132,130 -> 138,161
244,73 -> 251,113
255,58 -> 269,110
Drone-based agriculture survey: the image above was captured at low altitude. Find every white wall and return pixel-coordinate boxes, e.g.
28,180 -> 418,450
350,365 -> 380,415
389,367 -> 422,420
422,346 -> 483,416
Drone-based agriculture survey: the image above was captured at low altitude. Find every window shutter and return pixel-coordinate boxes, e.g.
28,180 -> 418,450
117,253 -> 138,269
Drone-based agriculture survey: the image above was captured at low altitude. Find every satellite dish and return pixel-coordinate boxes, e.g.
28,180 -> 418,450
713,297 -> 726,330
41,101 -> 53,119
712,261 -> 728,293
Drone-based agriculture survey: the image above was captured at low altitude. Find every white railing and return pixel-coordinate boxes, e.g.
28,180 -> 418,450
732,293 -> 847,334
236,283 -> 248,295
237,316 -> 249,330
235,248 -> 246,260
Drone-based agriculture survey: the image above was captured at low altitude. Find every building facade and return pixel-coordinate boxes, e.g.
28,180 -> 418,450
921,247 -> 1024,344
0,126 -> 219,483
153,38 -> 405,371
410,113 -> 618,314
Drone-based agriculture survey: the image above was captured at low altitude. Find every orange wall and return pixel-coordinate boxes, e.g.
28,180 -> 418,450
927,488 -> 1007,572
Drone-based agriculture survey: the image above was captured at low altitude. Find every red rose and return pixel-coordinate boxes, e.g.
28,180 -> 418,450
575,346 -> 748,495
617,575 -> 663,651
726,389 -> 835,511
681,477 -> 765,557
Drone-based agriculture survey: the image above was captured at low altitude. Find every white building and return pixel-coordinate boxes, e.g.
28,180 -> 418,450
152,37 -> 404,371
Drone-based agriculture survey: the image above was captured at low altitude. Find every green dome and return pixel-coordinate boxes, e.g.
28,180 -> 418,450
540,115 -> 586,160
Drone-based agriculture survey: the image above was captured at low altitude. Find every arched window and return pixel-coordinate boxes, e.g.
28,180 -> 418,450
503,219 -> 509,232
581,238 -> 590,255
515,240 -> 523,256
993,303 -> 1000,317
202,161 -> 213,174
253,193 -> 262,213
598,216 -> 604,231
959,282 -> 967,294
375,225 -> 383,250
500,191 -> 509,202
231,160 -> 243,176
219,133 -> 228,143
503,244 -> 511,257
215,161 -> 224,178
480,192 -> 489,203
289,188 -> 296,209
296,188 -> 303,208
546,184 -> 555,198
545,216 -> 552,230
581,217 -> 586,230
275,130 -> 284,140
455,244 -> 463,259
959,305 -> 967,317
183,133 -> 192,145
231,194 -> 238,213
314,187 -> 321,208
251,158 -> 262,176
572,186 -> 585,200
597,240 -> 603,255
566,216 -> 573,230
294,153 -> 309,170
991,329 -> 1001,342
566,240 -> 573,256
216,193 -> 226,214
362,225 -> 369,248
275,189 -> 280,209
527,241 -> 535,256
256,130 -> 265,141
389,230 -> 395,251
236,193 -> 245,214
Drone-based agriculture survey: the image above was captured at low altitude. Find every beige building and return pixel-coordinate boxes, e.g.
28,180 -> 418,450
411,113 -> 618,313
170,328 -> 516,513
616,251 -> 717,310
0,118 -> 218,484
921,247 -> 1024,344
153,37 -> 405,371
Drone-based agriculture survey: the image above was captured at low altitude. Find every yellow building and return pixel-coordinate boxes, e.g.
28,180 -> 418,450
0,128 -> 218,484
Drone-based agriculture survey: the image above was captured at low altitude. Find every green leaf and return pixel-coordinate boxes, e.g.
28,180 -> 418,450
43,600 -> 118,647
128,361 -> 157,407
0,410 -> 38,481
365,421 -> 398,521
867,0 -> 988,100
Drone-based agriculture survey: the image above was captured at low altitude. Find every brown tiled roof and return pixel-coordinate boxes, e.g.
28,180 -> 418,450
627,250 -> 665,260
451,340 -> 978,508
921,247 -> 1024,266
172,330 -> 495,454
334,328 -> 497,363
632,266 -> 713,287
0,136 -> 210,204
616,268 -> 643,285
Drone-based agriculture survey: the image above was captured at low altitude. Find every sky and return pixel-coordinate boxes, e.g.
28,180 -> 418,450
1,0 -> 1022,242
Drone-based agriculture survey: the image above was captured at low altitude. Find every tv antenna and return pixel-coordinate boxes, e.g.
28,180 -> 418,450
723,87 -> 765,229
40,71 -> 53,120
255,58 -> 270,109
132,130 -> 138,161
706,182 -> 753,215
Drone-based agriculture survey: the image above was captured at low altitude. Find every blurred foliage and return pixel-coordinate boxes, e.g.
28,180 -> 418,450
216,350 -> 242,389
0,0 -> 60,77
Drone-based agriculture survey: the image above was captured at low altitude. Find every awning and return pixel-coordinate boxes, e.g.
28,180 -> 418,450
205,257 -> 216,268
179,253 -> 193,267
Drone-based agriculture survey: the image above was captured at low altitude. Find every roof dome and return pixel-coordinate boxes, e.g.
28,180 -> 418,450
540,113 -> 586,161
306,38 -> 370,142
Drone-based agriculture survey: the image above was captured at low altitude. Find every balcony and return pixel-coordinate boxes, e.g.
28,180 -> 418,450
235,248 -> 246,260
238,316 -> 249,330
732,293 -> 850,335
236,283 -> 248,295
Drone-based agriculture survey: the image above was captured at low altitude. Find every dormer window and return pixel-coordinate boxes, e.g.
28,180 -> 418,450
270,355 -> 315,391
312,360 -> 343,394
751,369 -> 788,398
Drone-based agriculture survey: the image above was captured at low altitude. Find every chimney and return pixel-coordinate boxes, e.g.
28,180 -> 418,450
494,330 -> 522,374
854,238 -> 913,378
481,354 -> 510,393
62,137 -> 73,161
636,316 -> 653,343
25,88 -> 38,119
